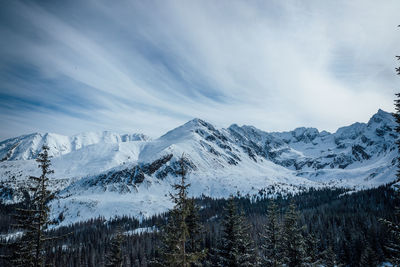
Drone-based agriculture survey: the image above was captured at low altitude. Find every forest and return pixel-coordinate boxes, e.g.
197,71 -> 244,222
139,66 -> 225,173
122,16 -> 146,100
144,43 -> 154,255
0,173 -> 399,266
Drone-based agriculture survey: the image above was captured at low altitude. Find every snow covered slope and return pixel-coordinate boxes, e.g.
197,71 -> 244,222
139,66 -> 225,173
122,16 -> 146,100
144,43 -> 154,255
0,110 -> 397,225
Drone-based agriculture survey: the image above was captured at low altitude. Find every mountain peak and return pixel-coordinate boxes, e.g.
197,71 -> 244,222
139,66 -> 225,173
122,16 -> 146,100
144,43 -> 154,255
290,127 -> 319,142
368,109 -> 394,126
185,118 -> 214,129
159,118 -> 216,142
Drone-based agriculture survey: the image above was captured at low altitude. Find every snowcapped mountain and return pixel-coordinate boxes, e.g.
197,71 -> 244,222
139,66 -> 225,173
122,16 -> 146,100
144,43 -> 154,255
0,110 -> 397,225
228,109 -> 397,187
0,131 -> 150,161
0,131 -> 150,202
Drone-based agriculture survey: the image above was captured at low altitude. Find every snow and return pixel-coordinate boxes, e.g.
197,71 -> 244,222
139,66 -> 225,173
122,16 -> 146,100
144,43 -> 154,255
124,226 -> 157,236
0,131 -> 150,161
0,109 -> 397,226
51,179 -> 173,226
0,231 -> 23,241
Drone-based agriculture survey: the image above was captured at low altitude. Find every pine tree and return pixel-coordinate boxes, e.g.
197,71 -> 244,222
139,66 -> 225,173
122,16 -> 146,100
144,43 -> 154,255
0,145 -> 57,266
380,45 -> 400,265
260,200 -> 282,267
381,213 -> 400,265
215,197 -> 257,267
281,201 -> 306,267
360,243 -> 379,267
321,246 -> 337,267
158,155 -> 205,266
5,145 -> 56,267
186,197 -> 204,258
1,198 -> 35,266
395,46 -> 400,183
305,233 -> 321,266
105,227 -> 124,267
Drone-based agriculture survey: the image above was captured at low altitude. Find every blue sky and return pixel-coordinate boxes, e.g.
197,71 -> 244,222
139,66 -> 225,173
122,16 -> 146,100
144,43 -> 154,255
0,0 -> 399,139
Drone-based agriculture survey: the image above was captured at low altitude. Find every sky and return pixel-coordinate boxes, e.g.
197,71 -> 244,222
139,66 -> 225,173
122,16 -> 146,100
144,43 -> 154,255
0,0 -> 399,140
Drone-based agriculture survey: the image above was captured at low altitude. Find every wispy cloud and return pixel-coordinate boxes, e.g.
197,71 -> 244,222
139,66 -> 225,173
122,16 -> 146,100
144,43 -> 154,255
0,0 -> 399,139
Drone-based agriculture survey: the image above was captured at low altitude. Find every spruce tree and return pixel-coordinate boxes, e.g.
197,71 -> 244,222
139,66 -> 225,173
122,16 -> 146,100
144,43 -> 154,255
105,227 -> 124,267
186,197 -> 204,259
260,200 -> 281,267
395,47 -> 400,183
321,246 -> 337,267
8,145 -> 56,267
380,44 -> 400,265
158,155 -> 204,266
281,201 -> 306,267
360,243 -> 379,267
215,197 -> 257,267
305,233 -> 321,266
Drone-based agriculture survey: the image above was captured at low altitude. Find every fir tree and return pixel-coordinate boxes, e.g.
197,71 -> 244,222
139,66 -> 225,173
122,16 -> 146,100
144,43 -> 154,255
158,155 -> 205,266
1,145 -> 56,267
186,197 -> 204,259
260,200 -> 281,267
380,43 -> 400,265
215,197 -> 257,267
305,233 -> 321,266
1,197 -> 35,266
105,227 -> 124,267
381,212 -> 400,265
395,43 -> 400,183
321,246 -> 337,267
281,201 -> 306,267
360,243 -> 379,267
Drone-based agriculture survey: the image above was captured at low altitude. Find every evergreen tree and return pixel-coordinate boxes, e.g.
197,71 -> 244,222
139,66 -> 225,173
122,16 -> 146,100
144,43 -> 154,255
7,145 -> 56,267
395,46 -> 400,183
281,201 -> 306,267
2,197 -> 36,266
381,212 -> 400,265
215,197 -> 257,267
158,155 -> 204,266
305,233 -> 321,266
105,227 -> 124,267
186,197 -> 204,259
360,243 -> 379,267
321,246 -> 337,267
380,46 -> 400,265
260,200 -> 281,267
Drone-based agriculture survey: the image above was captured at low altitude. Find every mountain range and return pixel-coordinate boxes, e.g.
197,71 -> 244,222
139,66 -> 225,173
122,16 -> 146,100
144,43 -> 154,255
0,109 -> 397,225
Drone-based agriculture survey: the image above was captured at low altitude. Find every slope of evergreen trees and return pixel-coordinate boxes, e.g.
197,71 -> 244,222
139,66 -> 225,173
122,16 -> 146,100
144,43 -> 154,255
0,184 -> 398,266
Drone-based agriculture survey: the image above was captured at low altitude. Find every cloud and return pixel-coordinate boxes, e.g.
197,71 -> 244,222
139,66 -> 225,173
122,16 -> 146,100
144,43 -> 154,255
0,0 -> 399,139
